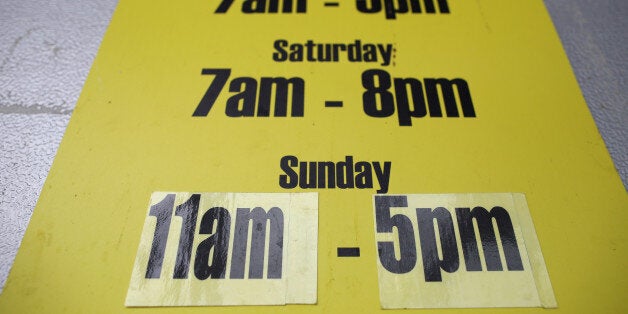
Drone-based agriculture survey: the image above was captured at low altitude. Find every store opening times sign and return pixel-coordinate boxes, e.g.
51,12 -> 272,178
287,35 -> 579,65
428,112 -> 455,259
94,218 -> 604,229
126,0 -> 551,310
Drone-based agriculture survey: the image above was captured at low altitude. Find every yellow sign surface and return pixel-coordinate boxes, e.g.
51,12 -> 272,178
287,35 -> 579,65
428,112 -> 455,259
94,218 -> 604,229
126,192 -> 317,306
1,0 -> 627,313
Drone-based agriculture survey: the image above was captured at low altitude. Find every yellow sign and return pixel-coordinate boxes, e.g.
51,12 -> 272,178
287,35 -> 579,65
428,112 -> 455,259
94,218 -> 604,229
126,192 -> 317,306
373,193 -> 555,308
1,0 -> 626,313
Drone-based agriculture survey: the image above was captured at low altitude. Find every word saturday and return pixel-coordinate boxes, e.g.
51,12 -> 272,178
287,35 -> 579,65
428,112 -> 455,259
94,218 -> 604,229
279,155 -> 392,193
272,39 -> 394,66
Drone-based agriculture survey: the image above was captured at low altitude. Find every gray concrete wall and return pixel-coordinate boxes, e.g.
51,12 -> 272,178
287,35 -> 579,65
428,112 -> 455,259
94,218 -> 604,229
0,0 -> 626,292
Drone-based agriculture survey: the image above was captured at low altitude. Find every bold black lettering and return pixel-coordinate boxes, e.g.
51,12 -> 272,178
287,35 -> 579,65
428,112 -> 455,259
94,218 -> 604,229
194,207 -> 231,279
289,44 -> 304,61
377,44 -> 393,66
362,69 -> 395,118
293,0 -> 307,13
456,206 -> 524,271
299,161 -> 317,188
356,0 -> 449,18
372,161 -> 391,193
375,195 -> 417,273
279,155 -> 298,189
145,194 -> 175,279
173,194 -> 201,279
317,44 -> 332,62
424,78 -> 475,118
243,0 -> 265,13
230,207 -> 284,279
317,161 -> 336,188
215,0 -> 235,13
383,0 -> 409,20
363,44 -> 377,62
225,77 -> 257,117
336,156 -> 355,189
192,69 -> 231,117
409,0 -> 422,12
416,207 -> 459,282
356,0 -> 381,13
348,40 -> 363,62
394,77 -> 427,126
406,0 -> 451,14
273,40 -> 288,62
424,0 -> 449,13
268,0 -> 306,12
332,43 -> 347,62
354,161 -> 373,189
304,40 -> 316,62
258,77 -> 305,117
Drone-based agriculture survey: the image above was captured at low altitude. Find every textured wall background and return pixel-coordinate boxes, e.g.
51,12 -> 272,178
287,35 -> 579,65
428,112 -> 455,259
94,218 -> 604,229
0,0 -> 626,293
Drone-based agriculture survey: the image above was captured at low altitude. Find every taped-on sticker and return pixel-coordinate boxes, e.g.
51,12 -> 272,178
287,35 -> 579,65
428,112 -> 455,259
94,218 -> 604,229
373,193 -> 556,309
126,192 -> 318,306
